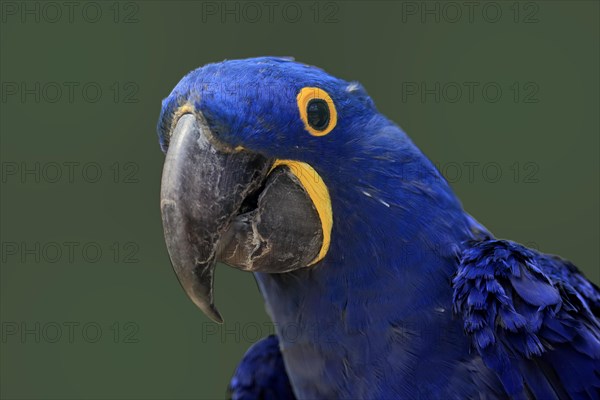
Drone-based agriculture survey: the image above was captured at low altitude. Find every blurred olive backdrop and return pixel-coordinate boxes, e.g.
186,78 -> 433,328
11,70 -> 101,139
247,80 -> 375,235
1,1 -> 598,399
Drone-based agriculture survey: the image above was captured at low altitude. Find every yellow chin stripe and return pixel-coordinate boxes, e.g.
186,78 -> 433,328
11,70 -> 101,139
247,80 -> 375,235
270,160 -> 332,266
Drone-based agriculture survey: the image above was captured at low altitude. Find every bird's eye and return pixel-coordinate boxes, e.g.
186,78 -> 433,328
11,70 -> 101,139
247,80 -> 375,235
297,87 -> 337,136
306,99 -> 330,131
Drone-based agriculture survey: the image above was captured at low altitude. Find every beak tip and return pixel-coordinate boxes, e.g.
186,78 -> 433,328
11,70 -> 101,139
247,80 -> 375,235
203,303 -> 224,324
212,314 -> 225,324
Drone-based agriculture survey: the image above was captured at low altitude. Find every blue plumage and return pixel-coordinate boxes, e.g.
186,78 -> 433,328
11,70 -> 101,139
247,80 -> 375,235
158,57 -> 600,399
228,335 -> 295,400
454,239 -> 600,399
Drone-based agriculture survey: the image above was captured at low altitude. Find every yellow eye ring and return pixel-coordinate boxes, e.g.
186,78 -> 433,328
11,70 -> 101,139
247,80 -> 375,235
297,87 -> 337,137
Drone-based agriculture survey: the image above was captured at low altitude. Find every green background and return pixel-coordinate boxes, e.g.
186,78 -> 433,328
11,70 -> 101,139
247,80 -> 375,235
1,1 -> 598,398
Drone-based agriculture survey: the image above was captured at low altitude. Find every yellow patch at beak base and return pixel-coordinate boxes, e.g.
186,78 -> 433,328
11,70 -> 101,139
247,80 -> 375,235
270,160 -> 333,266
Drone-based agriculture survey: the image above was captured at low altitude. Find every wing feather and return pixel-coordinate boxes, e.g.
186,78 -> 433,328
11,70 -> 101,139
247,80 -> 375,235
228,335 -> 296,400
453,239 -> 600,399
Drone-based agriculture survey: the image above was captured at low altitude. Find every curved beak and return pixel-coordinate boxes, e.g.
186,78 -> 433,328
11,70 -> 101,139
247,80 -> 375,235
160,113 -> 328,323
160,114 -> 270,322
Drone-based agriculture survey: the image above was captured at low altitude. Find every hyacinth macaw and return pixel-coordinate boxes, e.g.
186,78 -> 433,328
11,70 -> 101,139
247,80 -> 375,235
157,57 -> 600,399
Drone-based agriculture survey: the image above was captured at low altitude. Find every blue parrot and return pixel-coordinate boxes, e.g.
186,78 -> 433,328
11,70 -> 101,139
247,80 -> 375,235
157,57 -> 600,399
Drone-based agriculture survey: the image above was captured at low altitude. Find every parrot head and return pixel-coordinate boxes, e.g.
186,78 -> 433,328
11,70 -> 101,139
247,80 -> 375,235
157,57 -> 465,323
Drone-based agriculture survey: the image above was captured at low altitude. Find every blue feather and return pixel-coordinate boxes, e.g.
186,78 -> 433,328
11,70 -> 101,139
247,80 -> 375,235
228,335 -> 295,400
454,239 -> 600,399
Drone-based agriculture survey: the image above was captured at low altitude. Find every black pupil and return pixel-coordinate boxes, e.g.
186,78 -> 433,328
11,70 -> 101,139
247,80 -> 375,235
306,99 -> 330,131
